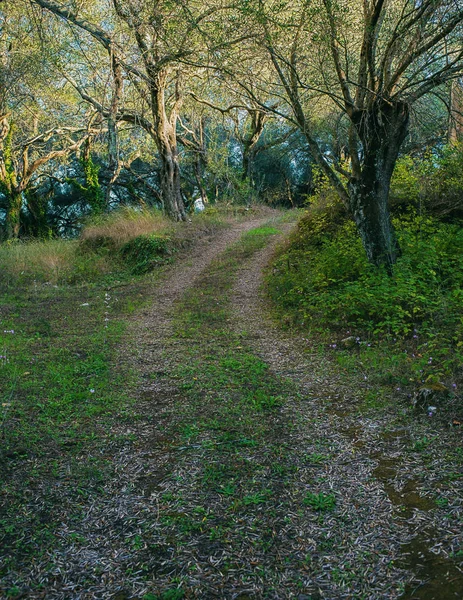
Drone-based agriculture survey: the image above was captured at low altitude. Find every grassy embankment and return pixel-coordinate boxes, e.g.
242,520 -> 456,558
267,199 -> 463,416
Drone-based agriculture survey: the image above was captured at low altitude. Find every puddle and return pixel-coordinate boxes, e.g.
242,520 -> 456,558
333,418 -> 458,596
373,458 -> 435,513
399,534 -> 463,599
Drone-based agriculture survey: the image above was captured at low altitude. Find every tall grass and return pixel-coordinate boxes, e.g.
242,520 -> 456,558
0,208 -> 174,287
0,239 -> 79,285
81,207 -> 172,247
0,206 -> 236,287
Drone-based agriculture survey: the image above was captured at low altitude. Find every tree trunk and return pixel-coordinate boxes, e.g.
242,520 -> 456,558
242,110 -> 266,182
194,156 -> 208,204
26,191 -> 51,238
158,142 -> 186,220
348,173 -> 400,271
105,50 -> 123,208
348,101 -> 409,271
6,191 -> 22,239
151,72 -> 186,221
449,78 -> 463,144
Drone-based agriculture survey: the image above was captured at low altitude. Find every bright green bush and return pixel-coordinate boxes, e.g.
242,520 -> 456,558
390,143 -> 463,215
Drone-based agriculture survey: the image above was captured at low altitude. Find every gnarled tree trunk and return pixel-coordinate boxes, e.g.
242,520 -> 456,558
151,72 -> 186,221
348,100 -> 409,270
242,110 -> 267,182
5,190 -> 22,239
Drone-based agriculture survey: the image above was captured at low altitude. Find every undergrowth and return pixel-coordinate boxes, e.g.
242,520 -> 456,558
0,207 -> 230,285
267,202 -> 463,395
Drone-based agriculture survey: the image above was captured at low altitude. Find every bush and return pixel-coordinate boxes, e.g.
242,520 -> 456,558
119,234 -> 171,274
389,144 -> 463,217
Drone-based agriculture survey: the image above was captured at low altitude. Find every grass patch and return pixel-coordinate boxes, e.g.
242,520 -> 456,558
267,204 -> 463,401
0,207 -> 235,583
0,285 -> 136,577
303,491 -> 336,512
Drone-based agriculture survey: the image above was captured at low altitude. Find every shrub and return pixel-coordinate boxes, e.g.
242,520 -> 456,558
267,206 -> 463,384
119,234 -> 171,274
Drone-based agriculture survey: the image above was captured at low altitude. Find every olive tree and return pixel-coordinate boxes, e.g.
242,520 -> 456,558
31,0 -> 249,221
0,2 -> 92,238
240,0 -> 463,269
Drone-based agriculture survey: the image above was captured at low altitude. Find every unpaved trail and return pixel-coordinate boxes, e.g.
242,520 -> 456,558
102,216 -> 463,599
230,231 -> 463,599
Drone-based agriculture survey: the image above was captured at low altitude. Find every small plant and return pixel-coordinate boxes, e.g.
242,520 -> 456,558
243,490 -> 271,505
435,496 -> 449,508
303,491 -> 336,512
304,452 -> 327,465
412,436 -> 432,452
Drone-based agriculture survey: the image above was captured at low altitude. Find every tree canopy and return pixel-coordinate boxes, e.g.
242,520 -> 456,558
1,0 -> 463,267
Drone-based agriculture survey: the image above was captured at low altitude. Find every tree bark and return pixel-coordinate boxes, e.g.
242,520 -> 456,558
242,110 -> 267,182
449,78 -> 463,144
6,191 -> 22,239
348,100 -> 409,270
151,72 -> 186,221
105,49 -> 123,208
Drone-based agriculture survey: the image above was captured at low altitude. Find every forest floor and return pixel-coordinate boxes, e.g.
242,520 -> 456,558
1,212 -> 463,599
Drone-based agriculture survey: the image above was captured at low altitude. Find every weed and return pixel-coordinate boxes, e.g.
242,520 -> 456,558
143,589 -> 185,600
217,484 -> 236,496
303,491 -> 336,512
435,497 -> 449,508
304,453 -> 327,465
411,436 -> 433,452
243,491 -> 271,505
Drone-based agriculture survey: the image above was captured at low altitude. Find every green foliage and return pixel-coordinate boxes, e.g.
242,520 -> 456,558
268,205 -> 463,386
81,153 -> 105,214
67,152 -> 105,215
303,491 -> 336,512
119,234 -> 171,274
390,155 -> 420,206
390,144 -> 463,215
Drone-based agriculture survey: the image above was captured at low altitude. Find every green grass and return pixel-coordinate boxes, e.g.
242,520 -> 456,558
303,491 -> 336,512
0,276 -> 148,575
0,208 -> 234,582
267,205 -> 463,404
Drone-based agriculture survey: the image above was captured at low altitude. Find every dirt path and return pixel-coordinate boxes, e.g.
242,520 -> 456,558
98,217 -> 463,599
230,233 -> 463,599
